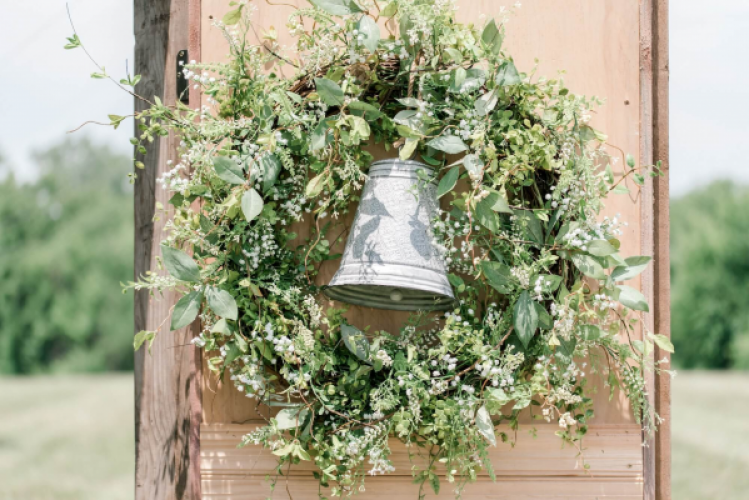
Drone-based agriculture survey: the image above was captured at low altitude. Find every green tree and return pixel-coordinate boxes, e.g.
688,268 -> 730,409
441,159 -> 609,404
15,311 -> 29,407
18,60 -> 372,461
0,137 -> 133,373
671,181 -> 749,369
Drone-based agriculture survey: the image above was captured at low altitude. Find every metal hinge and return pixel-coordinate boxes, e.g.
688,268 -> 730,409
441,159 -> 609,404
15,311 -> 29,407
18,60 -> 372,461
177,49 -> 189,104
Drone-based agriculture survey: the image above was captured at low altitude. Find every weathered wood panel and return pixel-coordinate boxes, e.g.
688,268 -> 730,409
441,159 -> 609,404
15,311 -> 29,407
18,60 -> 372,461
202,476 -> 644,500
201,423 -> 643,477
185,0 -> 670,498
134,0 -> 201,499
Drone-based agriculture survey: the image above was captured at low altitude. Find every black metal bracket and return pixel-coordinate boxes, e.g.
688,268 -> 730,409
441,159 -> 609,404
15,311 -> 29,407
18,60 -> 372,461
177,49 -> 189,104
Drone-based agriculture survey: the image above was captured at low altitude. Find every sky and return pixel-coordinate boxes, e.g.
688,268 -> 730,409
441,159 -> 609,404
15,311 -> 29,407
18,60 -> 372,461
0,0 -> 747,196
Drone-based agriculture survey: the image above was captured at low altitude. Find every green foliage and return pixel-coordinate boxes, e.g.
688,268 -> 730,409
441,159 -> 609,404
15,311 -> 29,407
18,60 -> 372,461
0,138 -> 133,373
671,181 -> 749,369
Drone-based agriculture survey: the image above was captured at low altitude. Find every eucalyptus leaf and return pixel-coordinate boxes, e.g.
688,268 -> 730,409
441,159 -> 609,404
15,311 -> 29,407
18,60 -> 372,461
213,156 -> 245,184
310,0 -> 363,15
616,285 -> 650,312
341,324 -> 369,361
206,286 -> 238,320
275,407 -> 308,430
222,8 -> 242,25
161,244 -> 201,282
314,78 -> 345,107
475,89 -> 499,116
481,261 -> 512,294
611,256 -> 652,281
586,239 -> 618,257
571,254 -> 606,280
170,290 -> 203,331
427,135 -> 469,154
649,333 -> 674,353
481,19 -> 503,55
310,119 -> 333,151
241,189 -> 264,223
475,405 -> 496,446
305,173 -> 326,197
437,166 -> 459,198
356,15 -> 380,53
513,291 -> 538,348
496,60 -> 521,86
260,154 -> 283,193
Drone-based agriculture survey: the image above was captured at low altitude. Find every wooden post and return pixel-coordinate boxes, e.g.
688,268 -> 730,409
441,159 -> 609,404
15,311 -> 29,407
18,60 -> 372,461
134,0 -> 202,499
652,1 -> 671,499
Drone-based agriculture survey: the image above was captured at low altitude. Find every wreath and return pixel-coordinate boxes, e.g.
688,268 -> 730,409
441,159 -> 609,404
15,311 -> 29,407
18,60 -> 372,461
69,0 -> 671,497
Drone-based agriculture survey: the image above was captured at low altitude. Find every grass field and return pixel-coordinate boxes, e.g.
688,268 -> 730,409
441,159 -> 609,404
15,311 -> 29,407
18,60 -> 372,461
0,372 -> 746,499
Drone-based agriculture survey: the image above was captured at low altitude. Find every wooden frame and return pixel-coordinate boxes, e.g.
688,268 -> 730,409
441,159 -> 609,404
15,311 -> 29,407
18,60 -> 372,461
133,1 -> 670,498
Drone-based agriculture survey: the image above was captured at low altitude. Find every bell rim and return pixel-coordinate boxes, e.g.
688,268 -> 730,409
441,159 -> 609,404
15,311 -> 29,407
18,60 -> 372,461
323,283 -> 456,312
368,159 -> 437,184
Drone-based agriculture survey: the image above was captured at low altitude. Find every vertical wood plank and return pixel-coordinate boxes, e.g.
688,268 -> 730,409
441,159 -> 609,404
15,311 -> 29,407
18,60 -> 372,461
652,1 -> 671,499
134,0 -> 202,499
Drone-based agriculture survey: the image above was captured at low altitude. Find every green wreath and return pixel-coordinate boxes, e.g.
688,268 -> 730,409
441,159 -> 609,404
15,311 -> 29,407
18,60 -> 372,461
69,0 -> 670,497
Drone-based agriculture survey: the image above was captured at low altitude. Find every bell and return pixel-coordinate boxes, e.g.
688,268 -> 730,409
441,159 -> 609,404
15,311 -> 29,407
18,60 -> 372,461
324,159 -> 456,311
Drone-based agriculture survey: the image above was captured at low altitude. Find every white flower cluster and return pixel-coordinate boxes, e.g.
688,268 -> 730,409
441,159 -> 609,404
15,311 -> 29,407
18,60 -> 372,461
240,221 -> 279,270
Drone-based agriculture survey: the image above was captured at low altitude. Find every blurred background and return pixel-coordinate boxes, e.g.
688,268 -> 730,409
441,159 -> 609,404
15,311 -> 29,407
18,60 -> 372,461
0,1 -> 747,499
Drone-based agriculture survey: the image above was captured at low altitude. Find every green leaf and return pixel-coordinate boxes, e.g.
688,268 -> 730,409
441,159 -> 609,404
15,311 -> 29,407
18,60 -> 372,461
399,138 -> 419,160
64,34 -> 81,50
347,100 -> 383,121
496,60 -> 521,86
514,210 -> 544,243
612,184 -> 630,195
474,89 -> 499,116
206,286 -> 238,320
310,119 -> 334,151
305,173 -> 326,198
611,256 -> 651,281
211,318 -> 231,335
161,244 -> 201,281
170,291 -> 203,331
380,1 -> 397,17
241,188 -> 264,223
213,156 -> 245,184
222,7 -> 243,25
649,333 -> 674,353
260,154 -> 282,192
427,135 -> 469,154
475,197 -> 500,233
134,330 -> 156,351
475,405 -> 497,446
535,302 -> 553,330
580,324 -> 602,341
437,166 -> 459,198
315,78 -> 345,106
275,407 -> 308,430
429,473 -> 441,495
310,0 -> 363,15
481,261 -> 512,294
356,15 -> 380,53
90,69 -> 107,79
481,19 -> 503,55
340,324 -> 369,361
513,291 -> 538,348
483,189 -> 512,214
616,285 -> 649,312
571,254 -> 606,280
586,240 -> 618,257
626,154 -> 636,169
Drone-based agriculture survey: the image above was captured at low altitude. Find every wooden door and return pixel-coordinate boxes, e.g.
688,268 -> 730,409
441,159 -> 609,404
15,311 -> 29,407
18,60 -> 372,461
134,1 -> 670,499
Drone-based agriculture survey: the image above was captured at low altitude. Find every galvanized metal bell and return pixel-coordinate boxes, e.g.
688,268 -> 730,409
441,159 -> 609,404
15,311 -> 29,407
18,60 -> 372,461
324,159 -> 455,311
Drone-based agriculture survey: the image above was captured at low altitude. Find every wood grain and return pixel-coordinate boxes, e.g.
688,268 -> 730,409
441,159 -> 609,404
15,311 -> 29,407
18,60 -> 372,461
186,1 -> 669,498
651,1 -> 671,499
134,0 -> 201,499
201,423 -> 643,478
